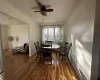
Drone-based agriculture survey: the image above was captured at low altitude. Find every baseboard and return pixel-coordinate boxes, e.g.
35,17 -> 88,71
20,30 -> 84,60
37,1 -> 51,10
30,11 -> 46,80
68,58 -> 80,80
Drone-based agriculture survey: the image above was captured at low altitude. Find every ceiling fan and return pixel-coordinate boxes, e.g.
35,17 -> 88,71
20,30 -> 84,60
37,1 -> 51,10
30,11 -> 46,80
31,0 -> 54,16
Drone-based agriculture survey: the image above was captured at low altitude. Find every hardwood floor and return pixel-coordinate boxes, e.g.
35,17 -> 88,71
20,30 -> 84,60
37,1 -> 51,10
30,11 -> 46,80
3,51 -> 79,80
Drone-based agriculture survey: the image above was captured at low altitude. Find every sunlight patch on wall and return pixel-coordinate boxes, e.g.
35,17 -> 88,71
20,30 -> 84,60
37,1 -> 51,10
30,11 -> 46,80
75,40 -> 92,80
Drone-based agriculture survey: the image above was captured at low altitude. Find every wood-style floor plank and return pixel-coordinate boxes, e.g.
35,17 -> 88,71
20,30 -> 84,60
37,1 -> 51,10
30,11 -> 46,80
3,51 -> 79,80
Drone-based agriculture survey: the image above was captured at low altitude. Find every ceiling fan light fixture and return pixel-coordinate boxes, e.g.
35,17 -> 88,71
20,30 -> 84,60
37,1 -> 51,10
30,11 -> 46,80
32,0 -> 54,16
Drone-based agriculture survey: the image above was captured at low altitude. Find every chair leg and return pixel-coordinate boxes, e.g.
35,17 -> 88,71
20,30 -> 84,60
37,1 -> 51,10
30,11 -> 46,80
50,59 -> 52,65
43,57 -> 45,63
40,54 -> 43,60
40,55 -> 41,60
36,54 -> 42,60
62,55 -> 64,61
56,51 -> 58,58
59,55 -> 62,61
59,53 -> 61,60
51,57 -> 52,65
59,56 -> 61,61
61,56 -> 63,61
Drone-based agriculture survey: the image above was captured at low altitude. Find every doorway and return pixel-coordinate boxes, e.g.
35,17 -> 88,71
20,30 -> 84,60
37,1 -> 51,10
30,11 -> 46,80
0,12 -> 30,80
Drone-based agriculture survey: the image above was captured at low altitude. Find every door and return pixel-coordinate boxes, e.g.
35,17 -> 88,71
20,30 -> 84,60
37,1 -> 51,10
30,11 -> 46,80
0,25 -> 5,80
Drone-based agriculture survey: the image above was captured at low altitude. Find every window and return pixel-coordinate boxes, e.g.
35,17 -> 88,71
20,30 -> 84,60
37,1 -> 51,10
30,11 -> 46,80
42,26 -> 62,43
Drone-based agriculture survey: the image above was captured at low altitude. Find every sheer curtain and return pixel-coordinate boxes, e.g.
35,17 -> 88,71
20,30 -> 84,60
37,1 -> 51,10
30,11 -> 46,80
42,26 -> 62,44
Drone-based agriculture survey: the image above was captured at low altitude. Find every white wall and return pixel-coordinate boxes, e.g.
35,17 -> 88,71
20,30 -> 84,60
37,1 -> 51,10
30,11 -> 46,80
64,0 -> 95,80
1,25 -> 8,50
7,24 -> 29,48
29,23 -> 40,56
0,0 -> 40,56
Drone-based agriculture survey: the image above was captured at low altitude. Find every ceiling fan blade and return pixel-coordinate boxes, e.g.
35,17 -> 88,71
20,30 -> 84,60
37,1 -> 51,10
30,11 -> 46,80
36,0 -> 43,8
46,9 -> 54,12
34,11 -> 41,12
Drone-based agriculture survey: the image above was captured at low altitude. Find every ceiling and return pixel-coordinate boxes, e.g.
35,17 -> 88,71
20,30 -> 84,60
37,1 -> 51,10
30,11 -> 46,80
5,0 -> 75,24
0,12 -> 25,25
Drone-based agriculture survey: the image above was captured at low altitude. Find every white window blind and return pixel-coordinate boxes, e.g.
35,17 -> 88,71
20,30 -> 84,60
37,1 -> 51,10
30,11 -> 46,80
42,26 -> 62,43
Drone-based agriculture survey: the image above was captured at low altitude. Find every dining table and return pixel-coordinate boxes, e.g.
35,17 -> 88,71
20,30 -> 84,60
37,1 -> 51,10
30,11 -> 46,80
42,44 -> 60,57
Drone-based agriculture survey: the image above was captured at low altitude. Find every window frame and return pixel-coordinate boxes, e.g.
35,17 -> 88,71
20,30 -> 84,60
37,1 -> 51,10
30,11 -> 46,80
42,26 -> 62,43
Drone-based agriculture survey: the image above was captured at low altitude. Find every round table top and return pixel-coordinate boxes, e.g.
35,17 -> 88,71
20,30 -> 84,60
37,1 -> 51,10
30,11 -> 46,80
52,44 -> 60,49
43,44 -> 60,49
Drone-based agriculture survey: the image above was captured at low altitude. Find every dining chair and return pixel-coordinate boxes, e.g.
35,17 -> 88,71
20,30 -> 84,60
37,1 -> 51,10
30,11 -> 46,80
59,43 -> 72,61
45,41 -> 52,45
34,42 -> 42,60
41,44 -> 52,64
65,42 -> 69,48
36,42 -> 40,48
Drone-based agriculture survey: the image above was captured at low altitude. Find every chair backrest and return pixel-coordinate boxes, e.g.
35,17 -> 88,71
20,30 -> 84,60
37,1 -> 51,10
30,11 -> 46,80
36,42 -> 40,47
65,42 -> 69,48
41,44 -> 52,56
34,42 -> 38,51
34,42 -> 41,53
45,41 -> 52,45
67,43 -> 72,53
64,42 -> 72,53
65,42 -> 69,45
